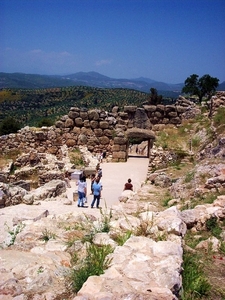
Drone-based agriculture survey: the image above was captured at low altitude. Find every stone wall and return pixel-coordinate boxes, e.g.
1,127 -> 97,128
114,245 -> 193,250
1,93 -> 224,162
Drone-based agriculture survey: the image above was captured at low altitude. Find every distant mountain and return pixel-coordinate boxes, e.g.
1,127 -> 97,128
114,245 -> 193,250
0,71 -> 224,95
217,81 -> 225,91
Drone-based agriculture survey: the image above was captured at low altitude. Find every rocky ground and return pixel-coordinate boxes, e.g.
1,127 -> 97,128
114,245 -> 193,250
0,94 -> 225,299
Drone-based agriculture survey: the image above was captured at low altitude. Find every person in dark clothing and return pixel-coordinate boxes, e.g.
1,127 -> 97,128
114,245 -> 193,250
91,177 -> 102,208
123,178 -> 133,191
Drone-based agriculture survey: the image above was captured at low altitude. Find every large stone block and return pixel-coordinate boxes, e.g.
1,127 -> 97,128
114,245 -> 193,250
99,136 -> 110,145
68,110 -> 80,119
90,120 -> 99,129
88,110 -> 99,120
94,128 -> 103,137
114,137 -> 127,145
143,105 -> 157,112
99,121 -> 109,129
112,144 -> 127,151
167,111 -> 178,117
75,117 -> 84,127
65,118 -> 74,128
80,111 -> 88,120
170,117 -> 181,124
112,151 -> 126,159
103,129 -> 113,137
83,120 -> 90,128
55,120 -> 64,128
124,106 -> 137,113
66,138 -> 76,147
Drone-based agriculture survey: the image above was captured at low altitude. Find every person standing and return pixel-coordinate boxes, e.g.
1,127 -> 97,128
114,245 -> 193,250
76,175 -> 87,207
97,167 -> 102,180
91,177 -> 102,208
90,173 -> 96,195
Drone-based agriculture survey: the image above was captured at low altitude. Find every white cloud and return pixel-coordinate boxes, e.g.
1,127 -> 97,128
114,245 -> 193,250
95,59 -> 112,66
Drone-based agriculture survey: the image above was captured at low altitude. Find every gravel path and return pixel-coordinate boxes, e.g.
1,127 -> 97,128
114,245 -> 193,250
0,157 -> 149,244
67,157 -> 149,209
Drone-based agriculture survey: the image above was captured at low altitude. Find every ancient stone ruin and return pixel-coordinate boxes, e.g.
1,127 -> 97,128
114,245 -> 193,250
0,96 -> 199,162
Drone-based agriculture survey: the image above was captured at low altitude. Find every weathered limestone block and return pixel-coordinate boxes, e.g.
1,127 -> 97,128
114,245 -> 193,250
154,206 -> 187,237
127,120 -> 134,128
76,236 -> 182,299
133,108 -> 149,129
143,105 -> 157,112
81,127 -> 93,136
70,107 -> 80,112
93,233 -> 117,248
68,110 -> 80,119
55,120 -> 64,128
167,111 -> 178,117
98,136 -> 110,145
64,117 -> 74,128
114,137 -> 127,145
112,151 -> 126,159
71,127 -> 81,134
87,136 -> 100,147
117,118 -> 128,126
162,118 -> 170,124
88,110 -> 99,120
165,105 -> 176,112
118,112 -> 128,119
47,146 -> 58,155
103,129 -> 113,137
126,128 -> 155,140
111,106 -> 119,113
77,134 -> 88,145
80,111 -> 88,120
99,111 -> 108,118
154,111 -> 163,118
65,138 -> 76,147
152,124 -> 166,131
156,104 -> 165,112
123,105 -> 137,113
90,120 -> 99,129
47,128 -> 57,139
112,144 -> 127,151
75,117 -> 84,127
107,116 -> 117,125
35,131 -> 47,141
176,105 -> 187,113
94,128 -> 103,137
83,120 -> 90,128
99,121 -> 109,129
51,135 -> 63,146
60,115 -> 68,122
170,117 -> 181,124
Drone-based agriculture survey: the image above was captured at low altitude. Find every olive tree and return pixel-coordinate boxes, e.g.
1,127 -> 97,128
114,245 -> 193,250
182,74 -> 219,104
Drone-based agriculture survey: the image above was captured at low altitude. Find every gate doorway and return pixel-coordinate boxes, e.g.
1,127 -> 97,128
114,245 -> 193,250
126,128 -> 155,159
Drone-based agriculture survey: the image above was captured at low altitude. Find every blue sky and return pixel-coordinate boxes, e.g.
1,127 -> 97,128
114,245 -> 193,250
1,0 -> 225,84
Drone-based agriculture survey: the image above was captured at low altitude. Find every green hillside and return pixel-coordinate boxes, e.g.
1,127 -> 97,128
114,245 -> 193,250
0,86 -> 152,127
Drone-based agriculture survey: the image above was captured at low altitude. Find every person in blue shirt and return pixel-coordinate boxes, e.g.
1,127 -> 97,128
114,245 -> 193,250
91,177 -> 102,208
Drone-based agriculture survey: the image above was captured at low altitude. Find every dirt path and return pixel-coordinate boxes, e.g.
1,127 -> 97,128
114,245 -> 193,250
67,157 -> 149,209
0,157 -> 149,244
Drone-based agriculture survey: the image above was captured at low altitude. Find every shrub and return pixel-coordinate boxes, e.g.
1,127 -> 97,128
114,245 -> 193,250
112,230 -> 132,246
40,228 -> 56,242
181,252 -> 211,299
37,118 -> 54,127
206,216 -> 222,239
70,244 -> 113,292
184,171 -> 194,183
213,107 -> 225,126
0,117 -> 21,135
